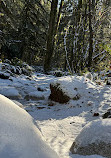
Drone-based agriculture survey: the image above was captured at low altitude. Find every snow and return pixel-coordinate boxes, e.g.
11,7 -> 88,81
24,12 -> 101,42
73,119 -> 111,147
0,86 -> 21,99
0,94 -> 59,158
0,63 -> 2,70
0,71 -> 111,158
0,72 -> 10,77
51,76 -> 98,99
70,155 -> 105,158
70,119 -> 111,157
28,91 -> 46,99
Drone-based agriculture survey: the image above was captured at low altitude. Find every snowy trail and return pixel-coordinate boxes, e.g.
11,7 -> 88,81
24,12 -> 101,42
37,117 -> 86,158
0,73 -> 111,158
25,75 -> 111,158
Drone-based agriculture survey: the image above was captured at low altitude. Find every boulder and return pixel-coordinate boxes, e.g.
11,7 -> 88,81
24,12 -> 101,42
49,83 -> 70,103
70,119 -> 111,158
49,76 -> 97,104
0,72 -> 10,79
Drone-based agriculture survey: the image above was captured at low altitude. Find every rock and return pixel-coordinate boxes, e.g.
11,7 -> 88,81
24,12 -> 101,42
9,77 -> 13,81
87,101 -> 94,106
92,73 -> 99,81
0,72 -> 10,79
25,91 -> 45,101
85,72 -> 93,81
49,83 -> 70,103
106,80 -> 111,85
48,103 -> 54,106
4,59 -> 11,64
95,80 -> 102,85
2,63 -> 11,71
107,73 -> 111,77
22,67 -> 31,76
16,66 -> 22,75
8,95 -> 22,100
37,107 -> 46,109
5,70 -> 13,76
10,65 -> 16,73
54,70 -> 63,77
26,76 -> 33,80
93,112 -> 99,116
25,95 -> 45,101
70,119 -> 111,158
0,87 -> 22,100
73,94 -> 81,100
37,87 -> 45,92
71,142 -> 111,158
102,111 -> 111,119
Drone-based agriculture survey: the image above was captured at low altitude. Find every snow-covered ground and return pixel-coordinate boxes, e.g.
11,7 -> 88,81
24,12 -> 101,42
0,94 -> 59,158
0,71 -> 111,158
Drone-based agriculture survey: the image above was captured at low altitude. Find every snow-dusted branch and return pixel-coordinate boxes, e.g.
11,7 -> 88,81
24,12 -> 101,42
93,50 -> 106,60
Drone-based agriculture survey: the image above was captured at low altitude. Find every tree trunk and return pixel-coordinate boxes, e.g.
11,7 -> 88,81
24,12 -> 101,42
44,0 -> 58,73
44,0 -> 64,73
87,0 -> 93,69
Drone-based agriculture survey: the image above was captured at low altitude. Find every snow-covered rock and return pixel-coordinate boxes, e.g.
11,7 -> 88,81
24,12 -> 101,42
0,94 -> 59,158
0,72 -> 10,79
70,119 -> 111,158
49,76 -> 97,103
0,63 -> 2,71
85,72 -> 93,81
92,73 -> 99,81
25,91 -> 45,101
106,79 -> 111,85
0,60 -> 35,77
49,82 -> 70,103
16,66 -> 22,75
53,70 -> 63,77
0,87 -> 21,100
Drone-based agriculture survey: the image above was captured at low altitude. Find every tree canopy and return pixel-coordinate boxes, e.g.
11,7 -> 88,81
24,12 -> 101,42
0,0 -> 111,73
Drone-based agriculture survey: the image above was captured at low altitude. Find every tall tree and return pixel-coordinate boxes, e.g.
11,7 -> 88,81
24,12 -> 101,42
44,0 -> 64,73
87,0 -> 93,68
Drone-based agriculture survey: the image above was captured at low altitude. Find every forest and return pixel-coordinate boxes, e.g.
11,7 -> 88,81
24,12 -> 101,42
0,1 -> 111,158
0,0 -> 111,73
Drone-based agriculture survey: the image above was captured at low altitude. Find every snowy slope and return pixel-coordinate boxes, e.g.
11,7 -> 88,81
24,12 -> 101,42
0,94 -> 59,158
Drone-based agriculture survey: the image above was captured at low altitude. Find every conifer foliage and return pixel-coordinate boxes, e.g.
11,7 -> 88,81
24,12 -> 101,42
0,0 -> 111,72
